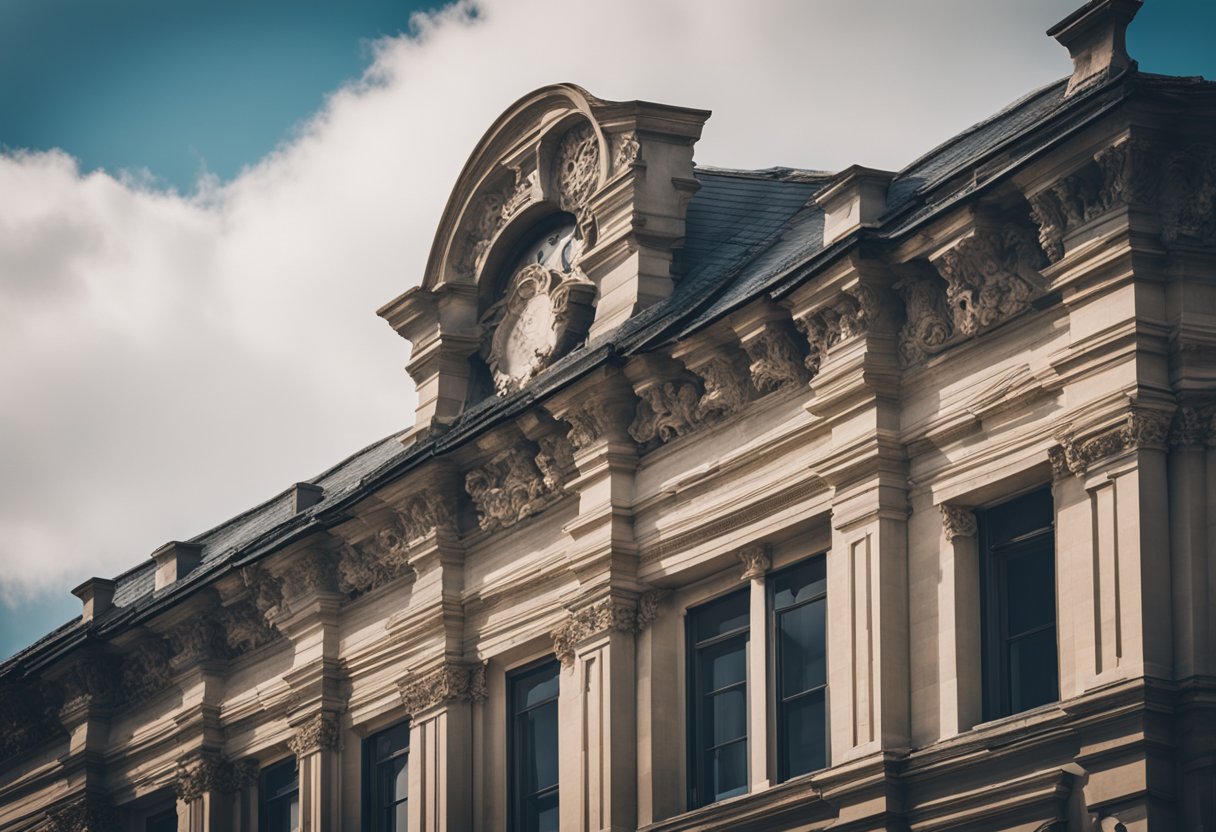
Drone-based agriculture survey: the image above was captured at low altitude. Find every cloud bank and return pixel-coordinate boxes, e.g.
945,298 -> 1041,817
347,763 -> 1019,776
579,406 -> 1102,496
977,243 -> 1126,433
0,0 -> 1074,609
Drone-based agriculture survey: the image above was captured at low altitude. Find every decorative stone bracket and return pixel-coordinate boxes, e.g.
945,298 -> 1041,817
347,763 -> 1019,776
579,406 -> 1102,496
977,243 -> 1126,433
465,438 -> 572,533
397,662 -> 487,716
174,755 -> 257,802
287,712 -> 341,756
550,597 -> 649,666
791,285 -> 880,375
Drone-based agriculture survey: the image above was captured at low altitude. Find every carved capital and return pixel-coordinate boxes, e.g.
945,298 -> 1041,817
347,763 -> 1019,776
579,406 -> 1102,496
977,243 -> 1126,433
287,713 -> 341,756
174,755 -> 257,802
1170,406 -> 1207,447
636,589 -> 667,631
1052,407 -> 1173,477
398,662 -> 487,716
44,795 -> 119,832
550,599 -> 639,666
737,543 -> 771,581
940,505 -> 977,543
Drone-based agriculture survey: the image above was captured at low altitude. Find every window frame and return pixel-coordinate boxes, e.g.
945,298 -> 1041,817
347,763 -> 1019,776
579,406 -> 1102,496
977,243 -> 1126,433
685,587 -> 751,811
259,756 -> 300,832
362,719 -> 410,832
506,655 -> 561,832
767,554 -> 829,783
978,487 -> 1058,720
144,807 -> 177,832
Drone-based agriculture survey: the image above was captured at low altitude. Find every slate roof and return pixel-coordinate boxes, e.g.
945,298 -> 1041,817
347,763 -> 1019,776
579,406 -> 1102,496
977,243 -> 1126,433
5,66 -> 1210,679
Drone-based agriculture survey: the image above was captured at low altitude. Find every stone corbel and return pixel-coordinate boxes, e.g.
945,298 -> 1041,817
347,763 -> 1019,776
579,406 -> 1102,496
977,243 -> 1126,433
940,505 -> 977,542
1049,405 -> 1173,478
671,331 -> 755,424
544,367 -> 639,456
53,653 -> 119,726
117,634 -> 173,706
550,596 -> 640,667
729,302 -> 811,394
623,354 -> 705,447
788,283 -> 881,376
1169,406 -> 1209,448
737,543 -> 771,581
397,662 -> 488,717
280,548 -> 340,603
336,517 -> 413,598
464,436 -> 562,533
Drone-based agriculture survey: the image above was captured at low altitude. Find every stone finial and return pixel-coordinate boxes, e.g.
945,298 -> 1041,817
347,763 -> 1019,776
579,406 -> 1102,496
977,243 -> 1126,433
70,577 -> 116,622
151,540 -> 204,591
291,482 -> 324,513
1048,0 -> 1141,96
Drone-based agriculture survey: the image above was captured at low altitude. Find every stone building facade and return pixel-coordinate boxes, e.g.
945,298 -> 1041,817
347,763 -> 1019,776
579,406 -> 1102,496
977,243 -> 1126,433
2,1 -> 1215,829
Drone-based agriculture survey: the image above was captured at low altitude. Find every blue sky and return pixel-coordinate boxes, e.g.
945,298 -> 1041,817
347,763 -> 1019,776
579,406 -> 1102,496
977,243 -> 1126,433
0,0 -> 1212,661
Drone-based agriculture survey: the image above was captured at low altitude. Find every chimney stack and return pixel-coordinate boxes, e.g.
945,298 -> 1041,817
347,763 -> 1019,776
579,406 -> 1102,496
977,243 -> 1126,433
815,165 -> 894,247
1048,0 -> 1142,96
71,577 -> 116,622
291,482 -> 324,513
151,541 -> 204,590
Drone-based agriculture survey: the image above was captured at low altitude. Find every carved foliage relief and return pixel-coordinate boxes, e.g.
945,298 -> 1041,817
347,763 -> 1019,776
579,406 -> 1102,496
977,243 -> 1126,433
1049,407 -> 1173,478
398,662 -> 487,716
794,286 -> 878,374
629,381 -> 703,444
550,598 -> 641,666
465,440 -> 571,533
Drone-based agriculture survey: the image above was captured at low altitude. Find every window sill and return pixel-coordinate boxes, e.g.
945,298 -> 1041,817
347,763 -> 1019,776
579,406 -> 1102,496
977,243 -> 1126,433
640,777 -> 834,832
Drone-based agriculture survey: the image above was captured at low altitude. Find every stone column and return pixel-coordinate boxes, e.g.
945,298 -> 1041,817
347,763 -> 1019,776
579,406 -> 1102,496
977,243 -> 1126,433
288,713 -> 341,832
398,663 -> 482,832
938,504 -> 981,735
738,544 -> 771,792
174,755 -> 255,832
553,596 -> 638,832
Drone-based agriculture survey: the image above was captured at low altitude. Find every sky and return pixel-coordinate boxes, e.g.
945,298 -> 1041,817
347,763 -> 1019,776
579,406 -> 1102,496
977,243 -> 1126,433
0,0 -> 1212,661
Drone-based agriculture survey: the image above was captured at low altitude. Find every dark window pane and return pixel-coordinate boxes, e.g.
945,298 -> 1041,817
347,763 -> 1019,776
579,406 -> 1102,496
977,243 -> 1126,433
711,740 -> 748,801
691,591 -> 749,642
1004,547 -> 1055,636
146,809 -> 177,832
1009,626 -> 1059,713
783,689 -> 826,778
515,667 -> 561,710
701,638 -> 747,691
772,558 -> 826,610
709,688 -> 747,745
527,791 -> 559,832
985,489 -> 1053,544
520,702 -> 559,793
393,755 -> 409,801
779,598 -> 826,697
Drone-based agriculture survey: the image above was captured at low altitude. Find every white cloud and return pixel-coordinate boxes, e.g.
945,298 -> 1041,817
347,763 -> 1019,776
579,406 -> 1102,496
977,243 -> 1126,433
0,0 -> 1076,607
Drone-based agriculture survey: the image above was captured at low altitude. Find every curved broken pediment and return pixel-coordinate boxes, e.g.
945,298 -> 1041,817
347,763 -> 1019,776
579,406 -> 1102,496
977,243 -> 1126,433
379,83 -> 711,438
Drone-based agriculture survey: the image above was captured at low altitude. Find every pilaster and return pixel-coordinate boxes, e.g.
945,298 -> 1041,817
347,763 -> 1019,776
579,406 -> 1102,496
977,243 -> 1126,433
288,713 -> 341,832
173,754 -> 255,832
937,504 -> 981,737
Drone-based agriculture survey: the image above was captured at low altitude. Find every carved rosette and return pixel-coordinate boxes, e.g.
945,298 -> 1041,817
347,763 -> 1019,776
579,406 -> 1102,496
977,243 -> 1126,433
551,599 -> 639,666
44,795 -> 120,832
175,755 -> 257,802
466,445 -> 562,533
554,122 -> 601,239
743,325 -> 808,393
398,662 -> 488,716
628,381 -> 702,444
738,543 -> 771,581
692,355 -> 752,423
940,505 -> 977,543
288,713 -> 341,756
1050,407 -> 1173,478
936,223 -> 1045,338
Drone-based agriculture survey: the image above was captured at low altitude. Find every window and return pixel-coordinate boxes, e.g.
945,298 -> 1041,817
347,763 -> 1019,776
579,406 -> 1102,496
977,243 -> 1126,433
364,720 -> 409,831
145,808 -> 177,832
260,757 -> 300,832
686,589 -> 750,809
979,488 -> 1058,719
770,556 -> 827,781
508,658 -> 560,832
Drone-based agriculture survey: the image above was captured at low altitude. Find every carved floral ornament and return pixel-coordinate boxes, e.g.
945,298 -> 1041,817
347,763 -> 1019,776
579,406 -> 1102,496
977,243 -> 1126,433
287,712 -> 341,756
465,439 -> 572,533
44,795 -> 120,832
1049,407 -> 1173,478
940,505 -> 978,542
895,222 -> 1046,366
792,285 -> 880,374
397,662 -> 487,716
550,595 -> 664,666
1027,137 -> 1216,262
174,755 -> 257,802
